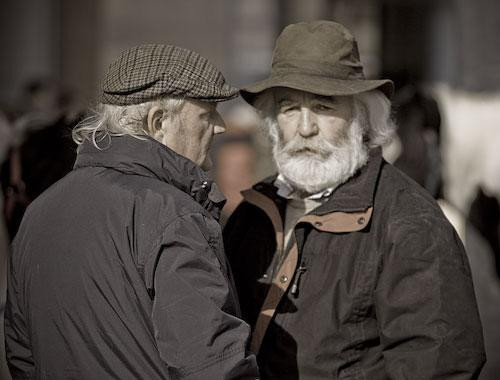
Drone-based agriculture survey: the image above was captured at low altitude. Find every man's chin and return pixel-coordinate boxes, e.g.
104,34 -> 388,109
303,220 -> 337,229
278,161 -> 337,194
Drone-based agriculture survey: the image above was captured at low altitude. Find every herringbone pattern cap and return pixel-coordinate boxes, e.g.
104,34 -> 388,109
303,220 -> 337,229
100,44 -> 238,105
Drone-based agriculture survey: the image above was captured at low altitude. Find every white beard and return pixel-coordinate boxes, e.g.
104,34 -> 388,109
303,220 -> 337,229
270,111 -> 369,195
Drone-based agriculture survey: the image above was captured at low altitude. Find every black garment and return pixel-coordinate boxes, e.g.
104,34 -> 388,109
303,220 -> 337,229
1,115 -> 77,239
468,186 -> 500,279
224,149 -> 485,379
5,135 -> 258,379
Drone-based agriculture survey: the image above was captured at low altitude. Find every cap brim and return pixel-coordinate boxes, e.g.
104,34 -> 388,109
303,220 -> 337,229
240,72 -> 394,105
199,86 -> 240,103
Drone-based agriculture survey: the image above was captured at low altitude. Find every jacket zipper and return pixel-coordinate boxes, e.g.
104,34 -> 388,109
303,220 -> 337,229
290,259 -> 308,297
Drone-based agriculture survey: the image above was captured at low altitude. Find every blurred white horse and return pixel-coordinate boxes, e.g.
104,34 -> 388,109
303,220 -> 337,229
436,85 -> 500,213
435,85 -> 500,380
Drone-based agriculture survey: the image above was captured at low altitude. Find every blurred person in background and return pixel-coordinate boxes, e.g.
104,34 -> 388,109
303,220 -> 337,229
391,80 -> 443,198
212,105 -> 264,223
468,188 -> 500,279
390,80 -> 500,380
1,79 -> 80,239
224,20 -> 485,379
5,44 -> 258,379
214,132 -> 257,223
0,110 -> 13,165
465,187 -> 500,380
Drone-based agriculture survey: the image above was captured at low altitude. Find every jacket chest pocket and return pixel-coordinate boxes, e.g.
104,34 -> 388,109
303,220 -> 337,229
348,257 -> 379,322
301,232 -> 380,322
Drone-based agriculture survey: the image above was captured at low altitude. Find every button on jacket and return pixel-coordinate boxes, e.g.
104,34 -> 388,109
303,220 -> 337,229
5,135 -> 258,379
224,148 -> 485,379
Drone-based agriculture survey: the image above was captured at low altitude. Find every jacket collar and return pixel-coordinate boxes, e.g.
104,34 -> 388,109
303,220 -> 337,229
313,147 -> 383,215
73,135 -> 226,219
252,148 -> 383,215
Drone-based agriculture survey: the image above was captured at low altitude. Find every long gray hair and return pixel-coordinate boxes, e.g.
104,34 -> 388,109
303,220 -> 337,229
72,97 -> 185,148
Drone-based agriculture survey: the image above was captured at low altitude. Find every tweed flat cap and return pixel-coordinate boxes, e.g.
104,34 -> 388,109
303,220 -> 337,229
100,44 -> 238,105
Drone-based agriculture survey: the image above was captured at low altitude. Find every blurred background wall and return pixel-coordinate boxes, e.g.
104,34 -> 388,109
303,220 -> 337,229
1,0 -> 499,378
2,0 -> 500,100
3,0 -> 499,206
1,0 -> 499,193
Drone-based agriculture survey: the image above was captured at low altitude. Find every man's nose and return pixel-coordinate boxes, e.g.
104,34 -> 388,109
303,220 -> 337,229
213,112 -> 226,135
297,107 -> 318,137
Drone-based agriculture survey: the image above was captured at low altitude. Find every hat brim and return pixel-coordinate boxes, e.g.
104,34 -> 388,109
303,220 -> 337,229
240,72 -> 394,105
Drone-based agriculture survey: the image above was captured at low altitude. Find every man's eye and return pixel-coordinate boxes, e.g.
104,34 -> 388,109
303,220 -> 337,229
280,105 -> 299,113
315,104 -> 333,112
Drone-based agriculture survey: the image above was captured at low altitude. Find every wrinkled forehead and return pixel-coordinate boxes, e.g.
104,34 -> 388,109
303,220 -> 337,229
271,87 -> 350,105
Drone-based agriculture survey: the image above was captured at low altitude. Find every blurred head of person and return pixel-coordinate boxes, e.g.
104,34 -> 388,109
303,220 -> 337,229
22,79 -> 61,114
213,132 -> 256,219
72,44 -> 237,169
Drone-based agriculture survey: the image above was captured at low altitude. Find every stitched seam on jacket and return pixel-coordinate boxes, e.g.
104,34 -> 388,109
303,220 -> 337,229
147,211 -> 212,258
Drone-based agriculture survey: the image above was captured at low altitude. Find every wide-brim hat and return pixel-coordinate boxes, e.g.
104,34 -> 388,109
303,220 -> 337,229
241,20 -> 394,105
100,44 -> 239,106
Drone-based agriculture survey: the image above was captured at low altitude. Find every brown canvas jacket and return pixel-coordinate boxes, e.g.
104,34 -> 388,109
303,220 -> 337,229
224,148 -> 486,379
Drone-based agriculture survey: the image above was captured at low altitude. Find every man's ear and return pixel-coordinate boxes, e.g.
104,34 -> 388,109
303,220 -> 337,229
146,105 -> 164,138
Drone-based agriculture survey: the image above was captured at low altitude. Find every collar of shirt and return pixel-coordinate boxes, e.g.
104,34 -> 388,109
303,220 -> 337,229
274,174 -> 334,200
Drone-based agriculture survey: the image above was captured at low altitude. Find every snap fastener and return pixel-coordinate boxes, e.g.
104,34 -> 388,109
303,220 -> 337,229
201,181 -> 209,189
314,221 -> 323,227
357,217 -> 365,225
262,274 -> 268,279
280,275 -> 288,283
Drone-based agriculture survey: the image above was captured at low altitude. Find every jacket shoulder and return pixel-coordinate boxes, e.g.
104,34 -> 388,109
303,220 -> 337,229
104,168 -> 211,220
375,162 -> 466,263
376,161 -> 446,222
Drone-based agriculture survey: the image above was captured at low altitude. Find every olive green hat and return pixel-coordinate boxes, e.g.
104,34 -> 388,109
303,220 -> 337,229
241,20 -> 394,104
100,44 -> 239,105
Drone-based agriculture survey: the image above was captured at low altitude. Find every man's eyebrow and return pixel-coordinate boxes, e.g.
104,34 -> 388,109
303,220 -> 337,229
315,96 -> 338,104
277,98 -> 295,105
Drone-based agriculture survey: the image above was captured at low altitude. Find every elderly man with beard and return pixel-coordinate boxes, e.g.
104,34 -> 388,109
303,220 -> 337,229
5,44 -> 259,379
223,21 -> 485,379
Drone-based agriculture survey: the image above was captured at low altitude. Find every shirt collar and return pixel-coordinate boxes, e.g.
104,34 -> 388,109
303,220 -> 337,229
274,174 -> 335,200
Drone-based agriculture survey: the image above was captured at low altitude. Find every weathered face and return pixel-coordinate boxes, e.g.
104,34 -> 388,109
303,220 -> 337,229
274,87 -> 353,156
161,99 -> 225,168
267,87 -> 368,195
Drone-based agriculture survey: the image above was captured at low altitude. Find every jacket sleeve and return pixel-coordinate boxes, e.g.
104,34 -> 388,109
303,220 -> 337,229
375,214 -> 486,379
148,212 -> 259,380
4,246 -> 35,379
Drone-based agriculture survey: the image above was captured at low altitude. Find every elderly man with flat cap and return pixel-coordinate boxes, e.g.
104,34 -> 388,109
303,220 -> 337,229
5,44 -> 259,379
224,21 -> 485,379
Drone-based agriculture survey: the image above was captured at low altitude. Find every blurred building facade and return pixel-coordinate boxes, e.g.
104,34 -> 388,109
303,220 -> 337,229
2,0 -> 500,104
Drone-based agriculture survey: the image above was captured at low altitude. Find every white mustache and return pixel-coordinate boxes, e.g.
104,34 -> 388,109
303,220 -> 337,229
281,137 -> 334,159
